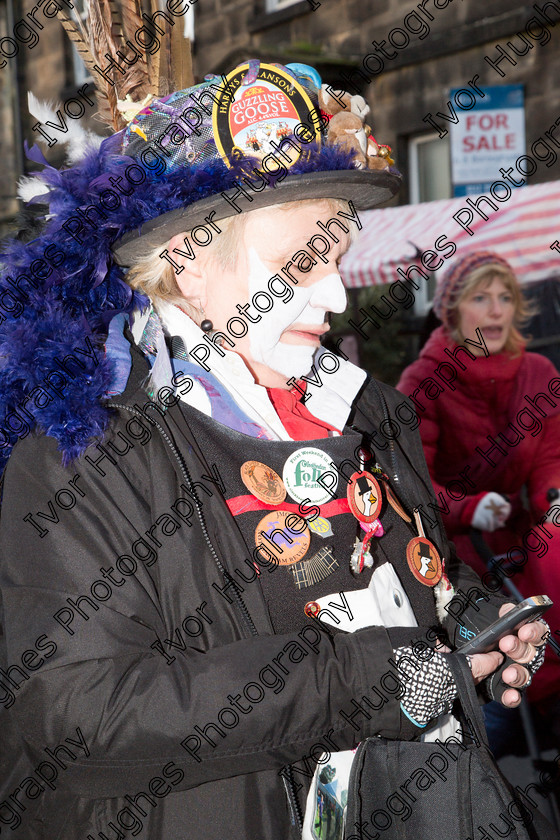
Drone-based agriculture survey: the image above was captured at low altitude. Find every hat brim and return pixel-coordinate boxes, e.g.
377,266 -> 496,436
112,168 -> 401,266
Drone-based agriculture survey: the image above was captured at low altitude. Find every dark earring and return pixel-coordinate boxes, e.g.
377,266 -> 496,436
199,303 -> 213,332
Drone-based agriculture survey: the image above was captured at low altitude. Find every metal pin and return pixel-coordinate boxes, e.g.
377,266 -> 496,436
413,508 -> 426,539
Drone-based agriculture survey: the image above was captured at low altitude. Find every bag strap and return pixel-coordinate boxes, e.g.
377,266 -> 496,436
447,653 -> 489,749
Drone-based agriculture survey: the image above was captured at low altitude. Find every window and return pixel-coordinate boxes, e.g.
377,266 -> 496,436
408,133 -> 451,313
183,0 -> 194,42
408,133 -> 451,204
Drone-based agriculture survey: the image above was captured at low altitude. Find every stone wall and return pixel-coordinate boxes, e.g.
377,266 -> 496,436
2,0 -> 560,230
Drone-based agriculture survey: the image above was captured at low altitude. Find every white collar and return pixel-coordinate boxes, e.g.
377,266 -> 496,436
304,345 -> 367,430
156,301 -> 291,440
147,302 -> 367,440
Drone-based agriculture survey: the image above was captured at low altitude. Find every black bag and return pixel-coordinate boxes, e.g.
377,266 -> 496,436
345,655 -> 559,840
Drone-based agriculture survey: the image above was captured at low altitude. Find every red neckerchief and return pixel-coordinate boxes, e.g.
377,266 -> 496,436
266,381 -> 341,440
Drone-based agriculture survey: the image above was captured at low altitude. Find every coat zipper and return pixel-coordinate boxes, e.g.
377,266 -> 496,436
111,403 -> 304,832
369,380 -> 401,492
344,738 -> 372,839
111,403 -> 258,637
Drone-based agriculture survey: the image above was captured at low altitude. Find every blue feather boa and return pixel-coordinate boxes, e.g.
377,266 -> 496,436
0,140 -> 358,469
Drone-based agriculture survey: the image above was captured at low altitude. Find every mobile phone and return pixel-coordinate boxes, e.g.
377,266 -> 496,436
457,595 -> 553,655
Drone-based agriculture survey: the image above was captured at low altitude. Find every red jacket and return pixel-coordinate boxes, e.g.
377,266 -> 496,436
397,327 -> 560,537
397,327 -> 560,701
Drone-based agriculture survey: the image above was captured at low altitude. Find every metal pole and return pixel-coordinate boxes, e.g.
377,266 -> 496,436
6,0 -> 26,183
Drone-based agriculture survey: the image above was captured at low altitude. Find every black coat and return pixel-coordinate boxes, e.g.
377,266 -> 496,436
0,337 -> 503,840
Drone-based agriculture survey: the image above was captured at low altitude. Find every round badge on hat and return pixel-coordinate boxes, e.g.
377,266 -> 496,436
406,537 -> 443,587
347,471 -> 382,524
255,510 -> 311,566
213,62 -> 321,168
385,484 -> 411,523
240,461 -> 286,505
283,447 -> 337,505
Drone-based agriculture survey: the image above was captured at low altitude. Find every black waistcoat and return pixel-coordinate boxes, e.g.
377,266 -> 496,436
179,402 -> 437,634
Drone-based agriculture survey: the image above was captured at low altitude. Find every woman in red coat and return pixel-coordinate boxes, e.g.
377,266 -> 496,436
397,251 -> 560,711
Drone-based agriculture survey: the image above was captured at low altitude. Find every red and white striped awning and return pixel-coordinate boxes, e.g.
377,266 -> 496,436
340,180 -> 560,289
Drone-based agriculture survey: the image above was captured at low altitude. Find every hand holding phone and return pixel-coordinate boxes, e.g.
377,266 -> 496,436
457,596 -> 552,655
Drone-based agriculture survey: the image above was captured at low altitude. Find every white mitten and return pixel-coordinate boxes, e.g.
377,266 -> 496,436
471,493 -> 512,532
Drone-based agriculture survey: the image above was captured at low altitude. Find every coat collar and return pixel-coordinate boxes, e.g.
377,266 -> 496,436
107,303 -> 368,441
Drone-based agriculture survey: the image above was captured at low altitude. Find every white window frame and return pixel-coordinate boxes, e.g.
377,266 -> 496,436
408,132 -> 451,205
183,0 -> 195,42
265,0 -> 301,12
408,132 -> 451,314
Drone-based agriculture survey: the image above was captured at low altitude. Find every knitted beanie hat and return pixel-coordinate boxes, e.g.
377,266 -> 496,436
433,251 -> 515,328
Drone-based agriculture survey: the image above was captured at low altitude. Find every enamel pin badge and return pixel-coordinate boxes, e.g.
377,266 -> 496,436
347,471 -> 382,524
406,509 -> 442,587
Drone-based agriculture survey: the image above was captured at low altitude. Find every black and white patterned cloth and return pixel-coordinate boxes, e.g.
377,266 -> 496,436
394,645 -> 457,728
395,620 -> 549,725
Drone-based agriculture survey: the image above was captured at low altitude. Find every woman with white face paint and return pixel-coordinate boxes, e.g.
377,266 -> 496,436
121,199 -> 549,839
1,57 -> 551,840
169,200 -> 351,390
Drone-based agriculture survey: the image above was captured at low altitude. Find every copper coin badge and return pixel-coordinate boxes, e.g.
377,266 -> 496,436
241,460 -> 286,505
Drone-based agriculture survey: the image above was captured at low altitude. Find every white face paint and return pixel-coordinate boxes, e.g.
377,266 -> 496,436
246,247 -> 347,379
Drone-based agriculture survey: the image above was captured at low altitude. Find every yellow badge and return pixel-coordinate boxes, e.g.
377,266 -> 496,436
308,516 -> 334,538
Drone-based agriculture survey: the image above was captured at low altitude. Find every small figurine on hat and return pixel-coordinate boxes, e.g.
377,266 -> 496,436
318,84 -> 393,170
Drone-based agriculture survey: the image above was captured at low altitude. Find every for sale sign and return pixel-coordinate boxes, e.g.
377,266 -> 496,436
450,85 -> 525,196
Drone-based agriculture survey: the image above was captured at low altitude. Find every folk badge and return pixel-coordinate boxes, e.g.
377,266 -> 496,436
283,447 -> 337,506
